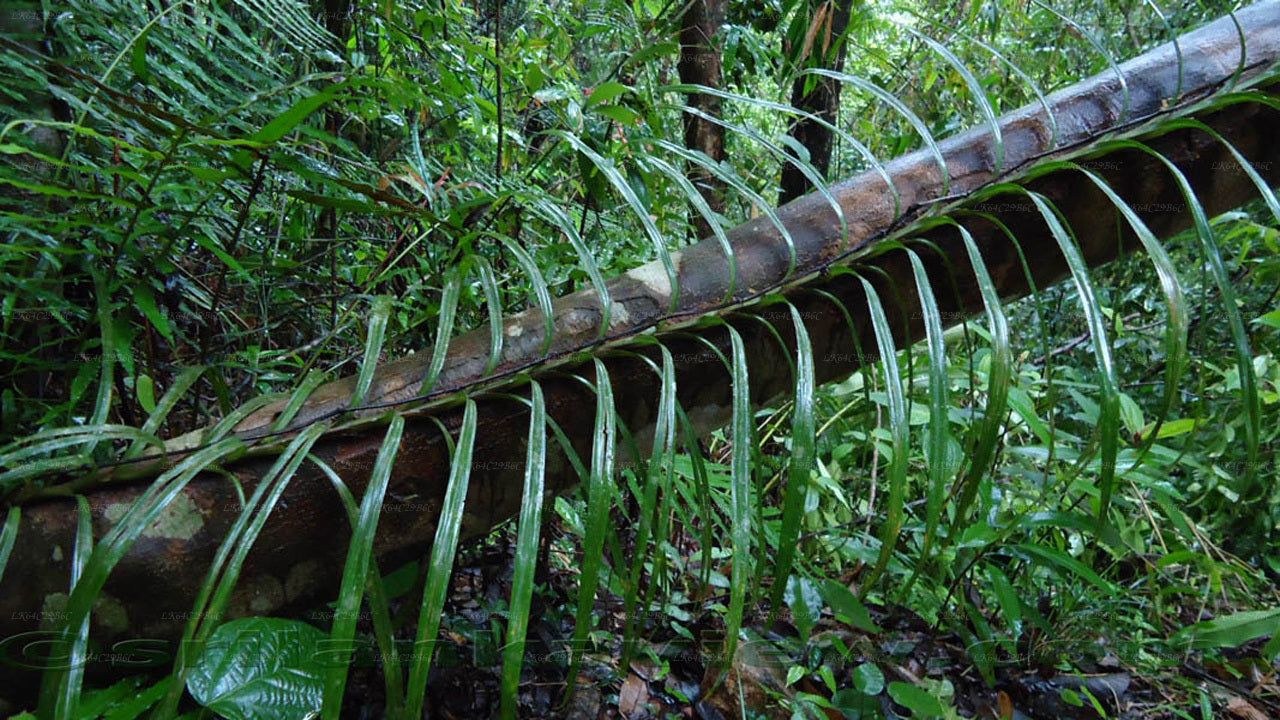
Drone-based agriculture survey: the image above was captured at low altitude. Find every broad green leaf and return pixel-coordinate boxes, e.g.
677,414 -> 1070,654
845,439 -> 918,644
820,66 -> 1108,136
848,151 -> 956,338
585,81 -> 630,106
888,681 -> 947,718
132,282 -> 172,342
1174,608 -> 1280,651
249,83 -> 346,145
819,580 -> 881,633
188,618 -> 326,720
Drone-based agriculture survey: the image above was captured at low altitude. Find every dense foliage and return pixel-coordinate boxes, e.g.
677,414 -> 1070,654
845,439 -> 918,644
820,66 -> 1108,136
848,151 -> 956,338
1,0 -> 1277,717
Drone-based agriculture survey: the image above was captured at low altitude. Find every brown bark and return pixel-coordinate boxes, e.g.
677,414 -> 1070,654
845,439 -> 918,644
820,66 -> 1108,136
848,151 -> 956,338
678,0 -> 728,238
779,0 -> 856,205
1,1 -> 1279,693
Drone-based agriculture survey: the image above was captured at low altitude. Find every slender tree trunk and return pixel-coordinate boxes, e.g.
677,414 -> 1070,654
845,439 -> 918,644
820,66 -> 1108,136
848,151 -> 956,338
318,0 -> 352,324
677,0 -> 727,238
779,0 -> 856,205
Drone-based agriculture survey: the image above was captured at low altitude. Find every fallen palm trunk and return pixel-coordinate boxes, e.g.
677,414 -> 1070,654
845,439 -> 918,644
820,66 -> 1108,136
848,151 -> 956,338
1,2 -> 1279,680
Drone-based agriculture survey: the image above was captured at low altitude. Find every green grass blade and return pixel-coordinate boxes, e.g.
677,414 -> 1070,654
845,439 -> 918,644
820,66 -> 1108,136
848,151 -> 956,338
471,256 -> 505,376
1018,188 -> 1120,527
270,369 -> 330,433
620,345 -> 676,669
49,495 -> 94,720
501,381 -> 547,720
322,415 -> 405,719
566,359 -> 616,690
525,198 -> 612,337
946,220 -> 1012,530
404,399 -> 478,718
1033,156 -> 1189,468
1170,118 -> 1280,223
351,296 -> 394,407
723,324 -> 753,664
768,303 -> 815,623
904,248 -> 951,571
807,69 -> 950,193
55,438 -> 243,698
655,139 -> 801,279
675,402 -> 715,595
0,506 -> 19,585
1096,140 -> 1260,496
422,267 -> 463,393
908,16 -> 1059,150
858,277 -> 910,592
307,455 -> 404,711
556,132 -> 679,310
85,271 -> 116,458
1032,1 -> 1129,120
124,365 -> 206,459
640,155 -> 737,298
673,103 -> 844,261
660,84 -> 899,217
896,24 -> 1004,174
493,233 -> 557,357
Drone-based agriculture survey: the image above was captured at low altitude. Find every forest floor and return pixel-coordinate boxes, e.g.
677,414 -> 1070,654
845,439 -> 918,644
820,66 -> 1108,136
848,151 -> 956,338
338,523 -> 1280,720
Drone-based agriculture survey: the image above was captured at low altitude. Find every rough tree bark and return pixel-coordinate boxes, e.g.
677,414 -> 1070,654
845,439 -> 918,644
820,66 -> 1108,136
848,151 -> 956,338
779,0 -> 856,205
1,1 -> 1278,691
678,0 -> 728,238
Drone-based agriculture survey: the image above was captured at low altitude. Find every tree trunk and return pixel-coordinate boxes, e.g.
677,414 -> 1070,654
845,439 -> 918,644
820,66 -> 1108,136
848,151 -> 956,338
1,2 -> 1279,692
779,0 -> 856,205
678,0 -> 728,238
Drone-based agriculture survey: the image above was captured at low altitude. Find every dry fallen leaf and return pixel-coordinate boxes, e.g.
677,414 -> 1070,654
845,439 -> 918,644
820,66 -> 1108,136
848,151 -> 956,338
997,690 -> 1014,719
618,672 -> 649,717
1225,696 -> 1268,720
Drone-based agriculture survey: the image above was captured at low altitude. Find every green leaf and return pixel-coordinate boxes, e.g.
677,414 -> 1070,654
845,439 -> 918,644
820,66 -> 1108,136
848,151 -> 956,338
187,618 -> 326,720
350,296 -> 393,407
566,360 -> 616,688
592,104 -> 641,125
1254,309 -> 1280,330
585,81 -> 631,106
250,84 -> 346,145
501,382 -> 548,720
770,304 -> 816,619
945,221 -> 1011,530
1174,608 -> 1280,651
132,282 -> 172,342
130,26 -> 151,83
724,325 -> 754,663
322,417 -> 404,717
0,506 -> 19,586
1010,543 -> 1114,593
852,663 -> 885,696
859,276 -> 909,591
904,247 -> 952,580
783,575 -> 822,641
404,400 -> 478,718
819,580 -> 881,633
888,681 -> 946,718
422,267 -> 463,393
135,374 -> 156,414
1010,187 -> 1118,528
